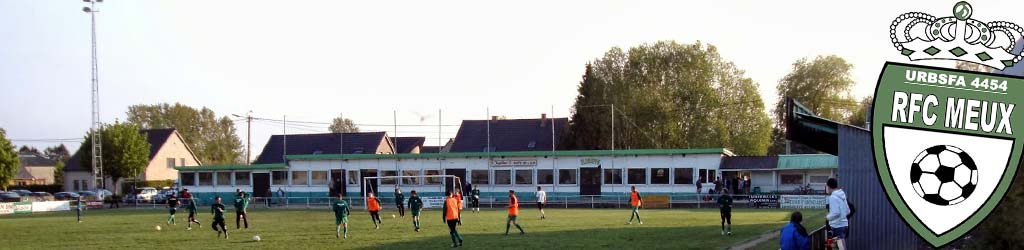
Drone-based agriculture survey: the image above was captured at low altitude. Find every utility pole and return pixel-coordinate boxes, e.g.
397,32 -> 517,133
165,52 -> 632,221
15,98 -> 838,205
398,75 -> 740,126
233,111 -> 253,165
83,0 -> 103,191
283,115 -> 287,163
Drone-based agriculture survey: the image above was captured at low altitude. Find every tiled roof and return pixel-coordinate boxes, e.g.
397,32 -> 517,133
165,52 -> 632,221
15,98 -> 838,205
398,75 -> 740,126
253,132 -> 391,164
449,118 -> 567,152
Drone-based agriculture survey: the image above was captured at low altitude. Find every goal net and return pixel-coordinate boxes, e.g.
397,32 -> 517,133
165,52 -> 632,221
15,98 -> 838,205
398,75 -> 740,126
362,175 -> 463,209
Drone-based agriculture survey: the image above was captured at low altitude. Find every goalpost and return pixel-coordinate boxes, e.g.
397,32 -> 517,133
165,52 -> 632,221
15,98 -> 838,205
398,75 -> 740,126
362,175 -> 463,209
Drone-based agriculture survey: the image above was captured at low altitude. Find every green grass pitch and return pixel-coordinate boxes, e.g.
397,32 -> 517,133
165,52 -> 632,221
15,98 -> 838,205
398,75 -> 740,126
0,207 -> 825,250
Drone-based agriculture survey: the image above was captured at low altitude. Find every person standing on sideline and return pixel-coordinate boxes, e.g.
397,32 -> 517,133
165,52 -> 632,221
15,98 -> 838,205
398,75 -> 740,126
211,196 -> 228,239
408,190 -> 424,232
233,189 -> 249,229
470,185 -> 481,213
442,190 -> 464,248
714,177 -> 722,194
394,186 -> 406,218
505,190 -> 525,235
780,211 -> 811,250
825,178 -> 850,241
536,186 -> 547,219
75,195 -> 83,223
627,186 -> 643,225
332,192 -> 350,239
367,192 -> 383,229
696,178 -> 704,196
718,188 -> 733,236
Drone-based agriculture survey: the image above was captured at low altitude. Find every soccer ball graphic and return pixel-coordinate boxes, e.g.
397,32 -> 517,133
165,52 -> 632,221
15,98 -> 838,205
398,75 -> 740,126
253,235 -> 261,242
911,145 -> 979,206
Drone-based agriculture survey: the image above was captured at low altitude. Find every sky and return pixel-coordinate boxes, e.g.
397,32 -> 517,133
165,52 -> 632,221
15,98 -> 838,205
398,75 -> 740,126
2,0 -> 1021,161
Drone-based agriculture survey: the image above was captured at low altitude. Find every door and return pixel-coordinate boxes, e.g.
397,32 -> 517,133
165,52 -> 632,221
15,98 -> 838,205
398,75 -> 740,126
360,169 -> 378,196
444,168 -> 467,194
330,169 -> 345,197
580,167 -> 601,195
253,173 -> 271,197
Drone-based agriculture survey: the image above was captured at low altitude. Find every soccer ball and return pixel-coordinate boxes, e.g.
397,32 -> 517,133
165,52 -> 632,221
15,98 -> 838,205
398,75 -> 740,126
392,214 -> 396,218
252,235 -> 261,242
910,145 -> 979,206
155,225 -> 162,231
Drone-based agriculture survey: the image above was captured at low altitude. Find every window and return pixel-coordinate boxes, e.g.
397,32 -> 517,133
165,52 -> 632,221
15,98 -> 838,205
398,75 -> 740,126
627,168 -> 647,184
167,158 -> 176,168
559,169 -> 577,185
809,175 -> 829,184
73,180 -> 80,191
292,171 -> 308,186
347,170 -> 359,185
402,170 -> 421,185
471,170 -> 489,185
216,172 -> 231,186
235,172 -> 250,186
674,168 -> 694,184
515,169 -> 533,185
198,172 -> 213,186
272,171 -> 288,185
781,174 -> 803,185
604,169 -> 623,184
651,168 -> 670,184
381,170 -> 398,185
311,171 -> 329,185
495,170 -> 512,185
698,169 -> 716,183
537,169 -> 553,185
180,158 -> 186,166
181,172 -> 196,186
425,170 -> 442,185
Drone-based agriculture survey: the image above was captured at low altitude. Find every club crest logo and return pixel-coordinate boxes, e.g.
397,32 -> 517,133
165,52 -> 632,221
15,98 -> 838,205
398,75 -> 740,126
874,2 -> 1024,248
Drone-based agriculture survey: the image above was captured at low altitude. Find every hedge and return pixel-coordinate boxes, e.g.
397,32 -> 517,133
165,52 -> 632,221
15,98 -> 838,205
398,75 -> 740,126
7,184 -> 63,194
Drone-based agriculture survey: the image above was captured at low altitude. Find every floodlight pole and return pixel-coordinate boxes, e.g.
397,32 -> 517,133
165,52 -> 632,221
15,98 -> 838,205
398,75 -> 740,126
83,0 -> 104,191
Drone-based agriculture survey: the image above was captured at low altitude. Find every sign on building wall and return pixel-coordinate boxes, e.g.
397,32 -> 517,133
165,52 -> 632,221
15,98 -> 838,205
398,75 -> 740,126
580,158 -> 600,166
422,196 -> 447,208
779,195 -> 828,209
491,159 -> 537,167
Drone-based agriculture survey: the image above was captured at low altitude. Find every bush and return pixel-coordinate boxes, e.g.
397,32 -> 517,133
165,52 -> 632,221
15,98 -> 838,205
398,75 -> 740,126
121,180 -> 175,194
8,184 -> 63,194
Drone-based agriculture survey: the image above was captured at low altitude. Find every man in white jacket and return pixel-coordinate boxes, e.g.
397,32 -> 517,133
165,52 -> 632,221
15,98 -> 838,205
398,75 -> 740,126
825,178 -> 850,240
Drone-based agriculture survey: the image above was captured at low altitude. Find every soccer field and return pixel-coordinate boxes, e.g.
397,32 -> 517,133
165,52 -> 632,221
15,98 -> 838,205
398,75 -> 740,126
0,208 -> 824,250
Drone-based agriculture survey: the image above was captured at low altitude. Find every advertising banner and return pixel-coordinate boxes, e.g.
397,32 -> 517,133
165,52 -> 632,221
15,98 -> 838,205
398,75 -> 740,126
13,202 -> 32,214
32,201 -> 71,212
779,195 -> 828,209
0,202 -> 13,215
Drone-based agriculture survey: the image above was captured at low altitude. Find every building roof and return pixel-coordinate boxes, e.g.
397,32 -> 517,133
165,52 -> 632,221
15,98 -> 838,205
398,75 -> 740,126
176,163 -> 287,171
65,128 -> 195,172
720,156 -> 778,170
777,154 -> 838,170
393,137 -> 425,153
289,148 -> 731,161
253,132 -> 392,164
18,153 -> 58,167
420,146 -> 442,153
449,117 -> 568,153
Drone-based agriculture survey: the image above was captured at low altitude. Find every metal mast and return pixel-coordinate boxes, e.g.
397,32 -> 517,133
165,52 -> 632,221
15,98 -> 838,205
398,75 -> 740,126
83,0 -> 104,190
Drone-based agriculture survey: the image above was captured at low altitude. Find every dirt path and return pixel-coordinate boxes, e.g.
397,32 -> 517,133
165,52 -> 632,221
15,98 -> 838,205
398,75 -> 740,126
726,230 -> 779,250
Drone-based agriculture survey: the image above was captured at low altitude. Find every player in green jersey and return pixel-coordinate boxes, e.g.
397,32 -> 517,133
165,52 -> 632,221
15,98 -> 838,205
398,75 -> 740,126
332,192 -> 351,239
718,188 -> 734,236
408,190 -> 424,232
211,196 -> 228,239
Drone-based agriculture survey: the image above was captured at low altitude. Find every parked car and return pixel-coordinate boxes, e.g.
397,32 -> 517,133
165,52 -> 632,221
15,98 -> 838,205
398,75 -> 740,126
12,189 -> 33,196
77,191 -> 100,201
154,188 -> 179,204
133,187 -> 159,202
0,192 -> 23,202
30,192 -> 55,202
54,192 -> 81,201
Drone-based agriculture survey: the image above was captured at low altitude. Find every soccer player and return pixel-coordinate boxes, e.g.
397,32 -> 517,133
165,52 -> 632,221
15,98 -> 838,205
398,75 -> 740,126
211,196 -> 228,239
75,195 -> 83,223
367,192 -> 383,229
454,189 -> 464,225
167,193 -> 179,225
627,186 -> 643,225
394,186 -> 406,218
186,196 -> 201,230
718,188 -> 734,236
442,190 -> 463,247
536,186 -> 547,219
470,186 -> 481,213
332,192 -> 351,239
505,190 -> 525,236
234,189 -> 250,229
409,190 -> 424,232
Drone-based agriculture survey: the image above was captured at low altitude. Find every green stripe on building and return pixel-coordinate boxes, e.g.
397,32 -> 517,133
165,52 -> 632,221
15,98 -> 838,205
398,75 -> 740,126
777,154 -> 838,170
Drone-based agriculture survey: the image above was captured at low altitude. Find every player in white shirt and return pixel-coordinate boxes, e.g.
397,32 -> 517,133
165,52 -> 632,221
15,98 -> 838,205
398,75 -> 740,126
536,186 -> 547,219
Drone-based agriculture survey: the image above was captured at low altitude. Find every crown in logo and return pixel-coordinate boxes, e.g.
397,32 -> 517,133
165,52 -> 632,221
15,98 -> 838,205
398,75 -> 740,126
890,1 -> 1023,70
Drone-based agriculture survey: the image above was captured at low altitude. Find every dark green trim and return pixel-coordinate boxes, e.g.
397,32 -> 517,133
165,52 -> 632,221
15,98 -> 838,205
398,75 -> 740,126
286,148 -> 731,161
175,163 -> 287,171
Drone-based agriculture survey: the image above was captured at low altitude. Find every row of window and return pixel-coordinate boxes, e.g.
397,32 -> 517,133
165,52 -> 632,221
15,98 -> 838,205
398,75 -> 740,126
780,174 -> 831,185
180,168 -> 722,187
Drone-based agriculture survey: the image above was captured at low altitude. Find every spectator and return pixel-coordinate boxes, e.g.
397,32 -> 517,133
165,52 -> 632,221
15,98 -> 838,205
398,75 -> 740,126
825,178 -> 850,241
696,178 -> 703,195
714,177 -> 722,194
780,211 -> 810,250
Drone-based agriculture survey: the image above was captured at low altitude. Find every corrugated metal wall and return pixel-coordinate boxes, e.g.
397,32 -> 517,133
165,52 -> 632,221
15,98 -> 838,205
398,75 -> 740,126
838,125 -> 921,249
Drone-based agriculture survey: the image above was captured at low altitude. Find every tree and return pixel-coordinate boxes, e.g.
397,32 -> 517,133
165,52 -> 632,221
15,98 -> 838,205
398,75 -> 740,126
126,103 -> 243,165
44,144 -> 70,162
769,55 -> 857,155
329,117 -> 360,133
847,96 -> 873,128
53,161 -> 65,186
19,146 -> 39,154
563,41 -> 772,155
0,128 -> 18,190
78,123 -> 151,194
